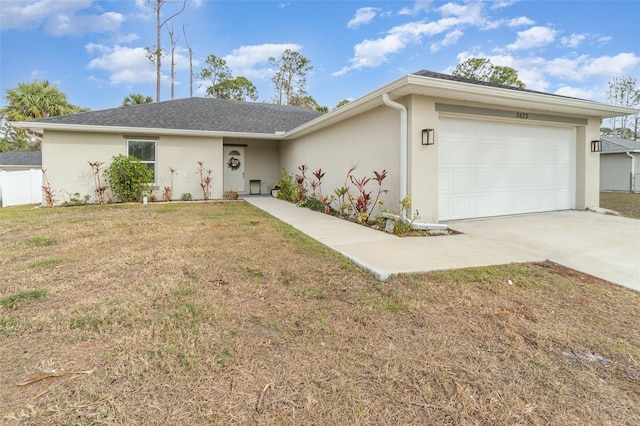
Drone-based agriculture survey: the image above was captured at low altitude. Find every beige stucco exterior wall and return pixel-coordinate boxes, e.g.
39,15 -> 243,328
156,135 -> 222,200
280,105 -> 401,213
406,95 -> 440,222
43,130 -> 125,204
575,119 -> 601,210
42,130 -> 223,204
224,138 -> 280,195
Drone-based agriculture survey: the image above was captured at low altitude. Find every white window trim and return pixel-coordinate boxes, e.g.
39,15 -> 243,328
127,139 -> 157,183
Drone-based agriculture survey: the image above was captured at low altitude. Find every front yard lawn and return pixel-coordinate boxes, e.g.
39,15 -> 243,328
600,191 -> 640,218
1,202 -> 638,424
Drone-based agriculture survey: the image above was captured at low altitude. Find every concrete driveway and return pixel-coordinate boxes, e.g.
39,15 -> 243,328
246,197 -> 640,291
449,211 -> 640,291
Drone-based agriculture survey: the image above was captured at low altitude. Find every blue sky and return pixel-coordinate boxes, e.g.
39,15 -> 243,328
1,0 -> 639,112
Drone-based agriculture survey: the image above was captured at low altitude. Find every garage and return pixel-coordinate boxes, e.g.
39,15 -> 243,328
438,116 -> 576,221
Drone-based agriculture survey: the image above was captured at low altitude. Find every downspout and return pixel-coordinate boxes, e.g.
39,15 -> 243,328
626,152 -> 635,193
382,93 -> 408,221
382,93 -> 448,231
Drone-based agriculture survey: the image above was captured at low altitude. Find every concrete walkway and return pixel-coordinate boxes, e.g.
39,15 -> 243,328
245,197 -> 640,291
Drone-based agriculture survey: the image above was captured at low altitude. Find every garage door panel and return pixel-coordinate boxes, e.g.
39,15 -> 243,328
439,117 -> 576,220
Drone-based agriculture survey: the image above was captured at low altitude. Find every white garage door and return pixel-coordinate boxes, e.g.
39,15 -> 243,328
439,117 -> 575,221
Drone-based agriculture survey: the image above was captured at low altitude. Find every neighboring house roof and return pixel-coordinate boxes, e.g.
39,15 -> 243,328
23,98 -> 324,134
601,135 -> 640,153
0,151 -> 42,167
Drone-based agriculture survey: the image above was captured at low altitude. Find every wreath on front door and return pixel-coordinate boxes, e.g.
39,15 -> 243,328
227,157 -> 241,170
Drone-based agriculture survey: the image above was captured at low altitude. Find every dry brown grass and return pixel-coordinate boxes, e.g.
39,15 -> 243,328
1,202 -> 639,425
600,192 -> 640,219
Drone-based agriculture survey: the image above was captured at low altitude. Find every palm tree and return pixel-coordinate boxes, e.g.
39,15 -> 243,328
1,80 -> 80,121
123,93 -> 154,106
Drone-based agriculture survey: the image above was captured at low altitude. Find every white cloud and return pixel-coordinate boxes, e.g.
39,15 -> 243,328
554,85 -> 597,99
223,43 -> 302,80
491,0 -> 517,9
544,56 -> 585,80
437,1 -> 483,23
333,21 -> 439,76
597,35 -> 612,46
399,0 -> 432,16
561,33 -> 587,48
0,0 -> 125,35
47,11 -> 124,36
545,53 -> 640,80
347,7 -> 379,29
430,29 -> 463,52
507,16 -> 534,27
0,0 -> 91,31
583,53 -> 640,76
115,33 -> 140,44
335,3 -> 485,76
86,43 -> 190,86
507,26 -> 557,50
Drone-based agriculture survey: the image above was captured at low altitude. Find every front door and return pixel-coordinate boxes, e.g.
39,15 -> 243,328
223,146 -> 245,192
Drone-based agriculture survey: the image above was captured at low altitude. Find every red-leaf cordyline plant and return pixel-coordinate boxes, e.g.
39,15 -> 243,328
311,168 -> 334,213
163,166 -> 176,201
347,167 -> 388,223
295,164 -> 309,202
88,161 -> 107,204
197,161 -> 212,201
41,169 -> 56,207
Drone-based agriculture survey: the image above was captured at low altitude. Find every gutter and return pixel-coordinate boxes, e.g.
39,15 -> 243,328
626,152 -> 635,193
9,121 -> 286,140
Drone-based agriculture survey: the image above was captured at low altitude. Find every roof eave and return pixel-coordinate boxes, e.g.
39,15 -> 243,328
401,74 -> 639,118
8,122 -> 284,139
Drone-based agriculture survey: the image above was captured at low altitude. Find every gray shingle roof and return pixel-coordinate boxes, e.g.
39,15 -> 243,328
601,135 -> 640,153
0,151 -> 42,166
29,97 -> 324,134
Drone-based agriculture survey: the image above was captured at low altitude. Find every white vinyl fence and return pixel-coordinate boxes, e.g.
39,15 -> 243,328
0,169 -> 43,207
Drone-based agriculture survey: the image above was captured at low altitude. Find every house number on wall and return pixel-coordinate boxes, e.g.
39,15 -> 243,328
516,112 -> 529,119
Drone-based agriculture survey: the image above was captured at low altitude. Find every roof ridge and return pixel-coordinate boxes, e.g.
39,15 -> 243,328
410,69 -> 586,101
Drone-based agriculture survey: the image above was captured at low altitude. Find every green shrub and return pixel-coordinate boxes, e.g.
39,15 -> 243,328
297,197 -> 324,212
181,193 -> 193,201
276,169 -> 296,202
103,155 -> 153,202
61,192 -> 90,207
224,191 -> 239,200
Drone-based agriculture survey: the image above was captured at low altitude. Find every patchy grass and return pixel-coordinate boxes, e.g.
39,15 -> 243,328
0,289 -> 47,309
600,191 -> 640,218
1,202 -> 638,425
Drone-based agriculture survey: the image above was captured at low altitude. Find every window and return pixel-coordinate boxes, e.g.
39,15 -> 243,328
128,140 -> 156,181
